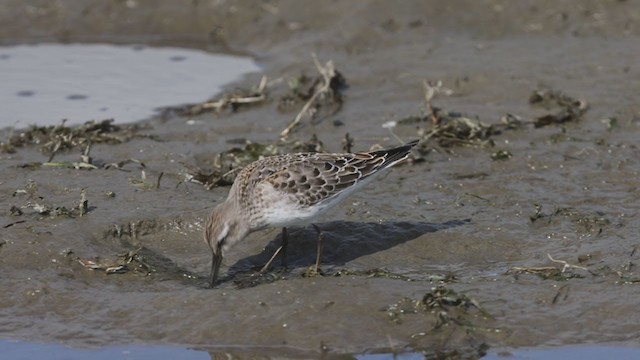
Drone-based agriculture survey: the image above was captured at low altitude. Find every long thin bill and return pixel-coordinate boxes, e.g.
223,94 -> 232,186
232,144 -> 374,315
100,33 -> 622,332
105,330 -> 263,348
209,252 -> 222,288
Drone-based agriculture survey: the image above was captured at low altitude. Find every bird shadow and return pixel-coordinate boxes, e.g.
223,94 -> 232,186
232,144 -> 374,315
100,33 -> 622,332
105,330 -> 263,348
225,218 -> 470,287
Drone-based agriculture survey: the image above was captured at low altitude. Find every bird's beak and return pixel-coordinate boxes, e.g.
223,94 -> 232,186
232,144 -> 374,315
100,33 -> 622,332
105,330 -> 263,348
209,251 -> 223,288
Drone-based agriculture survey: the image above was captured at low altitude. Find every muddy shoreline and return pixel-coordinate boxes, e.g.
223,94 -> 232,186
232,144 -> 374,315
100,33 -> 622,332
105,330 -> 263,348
2,1 -> 640,357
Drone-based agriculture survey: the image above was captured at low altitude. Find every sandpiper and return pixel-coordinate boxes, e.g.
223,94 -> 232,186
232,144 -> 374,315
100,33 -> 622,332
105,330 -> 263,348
203,140 -> 419,287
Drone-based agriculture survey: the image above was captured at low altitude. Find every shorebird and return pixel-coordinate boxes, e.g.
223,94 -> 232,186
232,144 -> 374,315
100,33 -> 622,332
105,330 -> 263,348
203,140 -> 418,287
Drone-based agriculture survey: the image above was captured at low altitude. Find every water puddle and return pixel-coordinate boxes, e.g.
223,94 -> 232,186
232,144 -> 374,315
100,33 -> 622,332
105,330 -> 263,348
484,346 -> 640,360
0,44 -> 258,128
3,339 -> 639,360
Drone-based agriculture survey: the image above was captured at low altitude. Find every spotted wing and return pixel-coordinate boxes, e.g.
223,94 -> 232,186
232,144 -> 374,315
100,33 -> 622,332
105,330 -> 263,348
264,140 -> 418,207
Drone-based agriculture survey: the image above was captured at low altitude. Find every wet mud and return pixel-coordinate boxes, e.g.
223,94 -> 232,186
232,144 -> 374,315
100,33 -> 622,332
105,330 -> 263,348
2,0 -> 640,358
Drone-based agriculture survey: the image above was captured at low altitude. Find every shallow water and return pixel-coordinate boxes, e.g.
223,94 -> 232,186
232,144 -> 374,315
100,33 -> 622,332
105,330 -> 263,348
2,1 -> 640,358
3,340 -> 640,360
0,44 -> 257,127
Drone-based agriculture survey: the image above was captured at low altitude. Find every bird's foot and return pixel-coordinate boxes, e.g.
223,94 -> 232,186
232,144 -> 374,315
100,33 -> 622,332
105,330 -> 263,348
302,265 -> 324,278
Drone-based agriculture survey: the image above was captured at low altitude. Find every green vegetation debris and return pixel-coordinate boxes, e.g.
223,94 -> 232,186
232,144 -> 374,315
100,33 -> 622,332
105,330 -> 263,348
529,87 -> 589,128
490,149 -> 512,161
601,116 -> 618,131
384,286 -> 492,331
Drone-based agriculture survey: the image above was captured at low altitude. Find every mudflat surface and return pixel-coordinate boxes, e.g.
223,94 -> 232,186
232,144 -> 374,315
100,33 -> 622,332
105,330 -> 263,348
2,1 -> 640,357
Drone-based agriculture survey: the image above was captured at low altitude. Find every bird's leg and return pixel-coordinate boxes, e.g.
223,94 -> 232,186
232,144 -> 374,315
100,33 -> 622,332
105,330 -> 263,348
280,227 -> 289,269
312,224 -> 324,273
257,227 -> 288,276
257,245 -> 283,275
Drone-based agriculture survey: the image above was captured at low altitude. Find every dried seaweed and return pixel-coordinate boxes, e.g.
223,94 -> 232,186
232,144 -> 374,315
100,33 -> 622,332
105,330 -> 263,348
19,149 -> 98,170
17,188 -> 90,218
601,116 -> 618,131
341,132 -> 354,153
160,55 -> 346,140
529,87 -> 589,128
507,266 -> 582,281
104,219 -> 161,240
384,286 -> 491,331
128,170 -> 160,191
422,115 -> 499,148
388,81 -> 498,148
490,149 -> 512,161
0,119 -> 152,155
390,81 -> 589,152
105,158 -> 146,171
529,204 -> 610,235
331,268 -> 414,281
160,76 -> 270,117
422,286 -> 486,313
183,141 -> 279,189
233,266 -> 427,289
8,205 -> 23,216
78,248 -> 154,275
423,344 -> 490,360
279,54 -> 347,138
507,254 -> 589,281
291,133 -> 324,153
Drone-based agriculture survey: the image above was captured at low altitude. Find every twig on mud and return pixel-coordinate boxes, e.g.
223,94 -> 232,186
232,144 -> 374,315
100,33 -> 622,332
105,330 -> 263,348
342,132 -> 354,153
552,284 -> 570,304
280,54 -> 338,139
47,138 -> 62,162
423,80 -> 441,124
156,172 -> 164,189
181,162 -> 242,190
162,76 -> 271,117
105,158 -> 146,171
202,75 -> 269,112
508,266 -> 559,274
547,253 -> 588,272
78,189 -> 88,216
507,253 -> 589,281
46,119 -> 68,162
80,141 -> 93,165
381,120 -> 405,144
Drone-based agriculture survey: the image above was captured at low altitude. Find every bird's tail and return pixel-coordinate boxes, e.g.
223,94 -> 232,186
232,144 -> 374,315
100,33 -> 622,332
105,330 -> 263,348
372,140 -> 419,169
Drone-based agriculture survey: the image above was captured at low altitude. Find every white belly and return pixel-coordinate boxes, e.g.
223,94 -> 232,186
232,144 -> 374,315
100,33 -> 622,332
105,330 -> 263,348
255,168 -> 387,228
261,195 -> 326,227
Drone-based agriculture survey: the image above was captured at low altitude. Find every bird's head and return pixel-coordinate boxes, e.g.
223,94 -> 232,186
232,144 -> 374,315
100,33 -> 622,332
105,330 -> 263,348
203,201 -> 249,288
